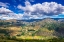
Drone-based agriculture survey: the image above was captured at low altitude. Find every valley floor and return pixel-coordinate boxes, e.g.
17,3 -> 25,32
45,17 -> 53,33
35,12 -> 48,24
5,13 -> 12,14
0,34 -> 64,42
0,37 -> 64,42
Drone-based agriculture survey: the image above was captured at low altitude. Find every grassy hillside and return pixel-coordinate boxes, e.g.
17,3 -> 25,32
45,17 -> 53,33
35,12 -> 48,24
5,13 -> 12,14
0,18 -> 64,42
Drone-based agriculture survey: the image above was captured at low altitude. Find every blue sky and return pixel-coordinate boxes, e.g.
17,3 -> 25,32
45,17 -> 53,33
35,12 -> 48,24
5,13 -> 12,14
0,0 -> 64,20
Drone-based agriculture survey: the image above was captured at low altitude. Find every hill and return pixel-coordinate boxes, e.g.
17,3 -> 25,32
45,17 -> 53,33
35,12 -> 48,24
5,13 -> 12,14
0,18 -> 64,41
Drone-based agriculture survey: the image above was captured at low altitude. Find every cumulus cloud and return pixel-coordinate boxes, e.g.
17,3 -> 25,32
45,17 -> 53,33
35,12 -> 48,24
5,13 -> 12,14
0,7 -> 13,14
0,7 -> 23,20
18,1 -> 64,16
9,13 -> 24,19
0,2 -> 24,20
17,1 -> 64,19
0,13 -> 24,20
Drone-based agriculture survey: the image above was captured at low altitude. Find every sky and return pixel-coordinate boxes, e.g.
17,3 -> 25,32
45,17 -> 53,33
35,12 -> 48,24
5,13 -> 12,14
0,0 -> 64,20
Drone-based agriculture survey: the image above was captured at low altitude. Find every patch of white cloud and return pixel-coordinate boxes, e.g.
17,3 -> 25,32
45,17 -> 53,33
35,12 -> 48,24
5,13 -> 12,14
0,7 -> 23,20
25,0 -> 35,2
25,1 -> 31,6
0,7 -> 13,14
0,1 -> 24,20
17,1 -> 64,19
0,2 -> 9,8
0,13 -> 24,20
